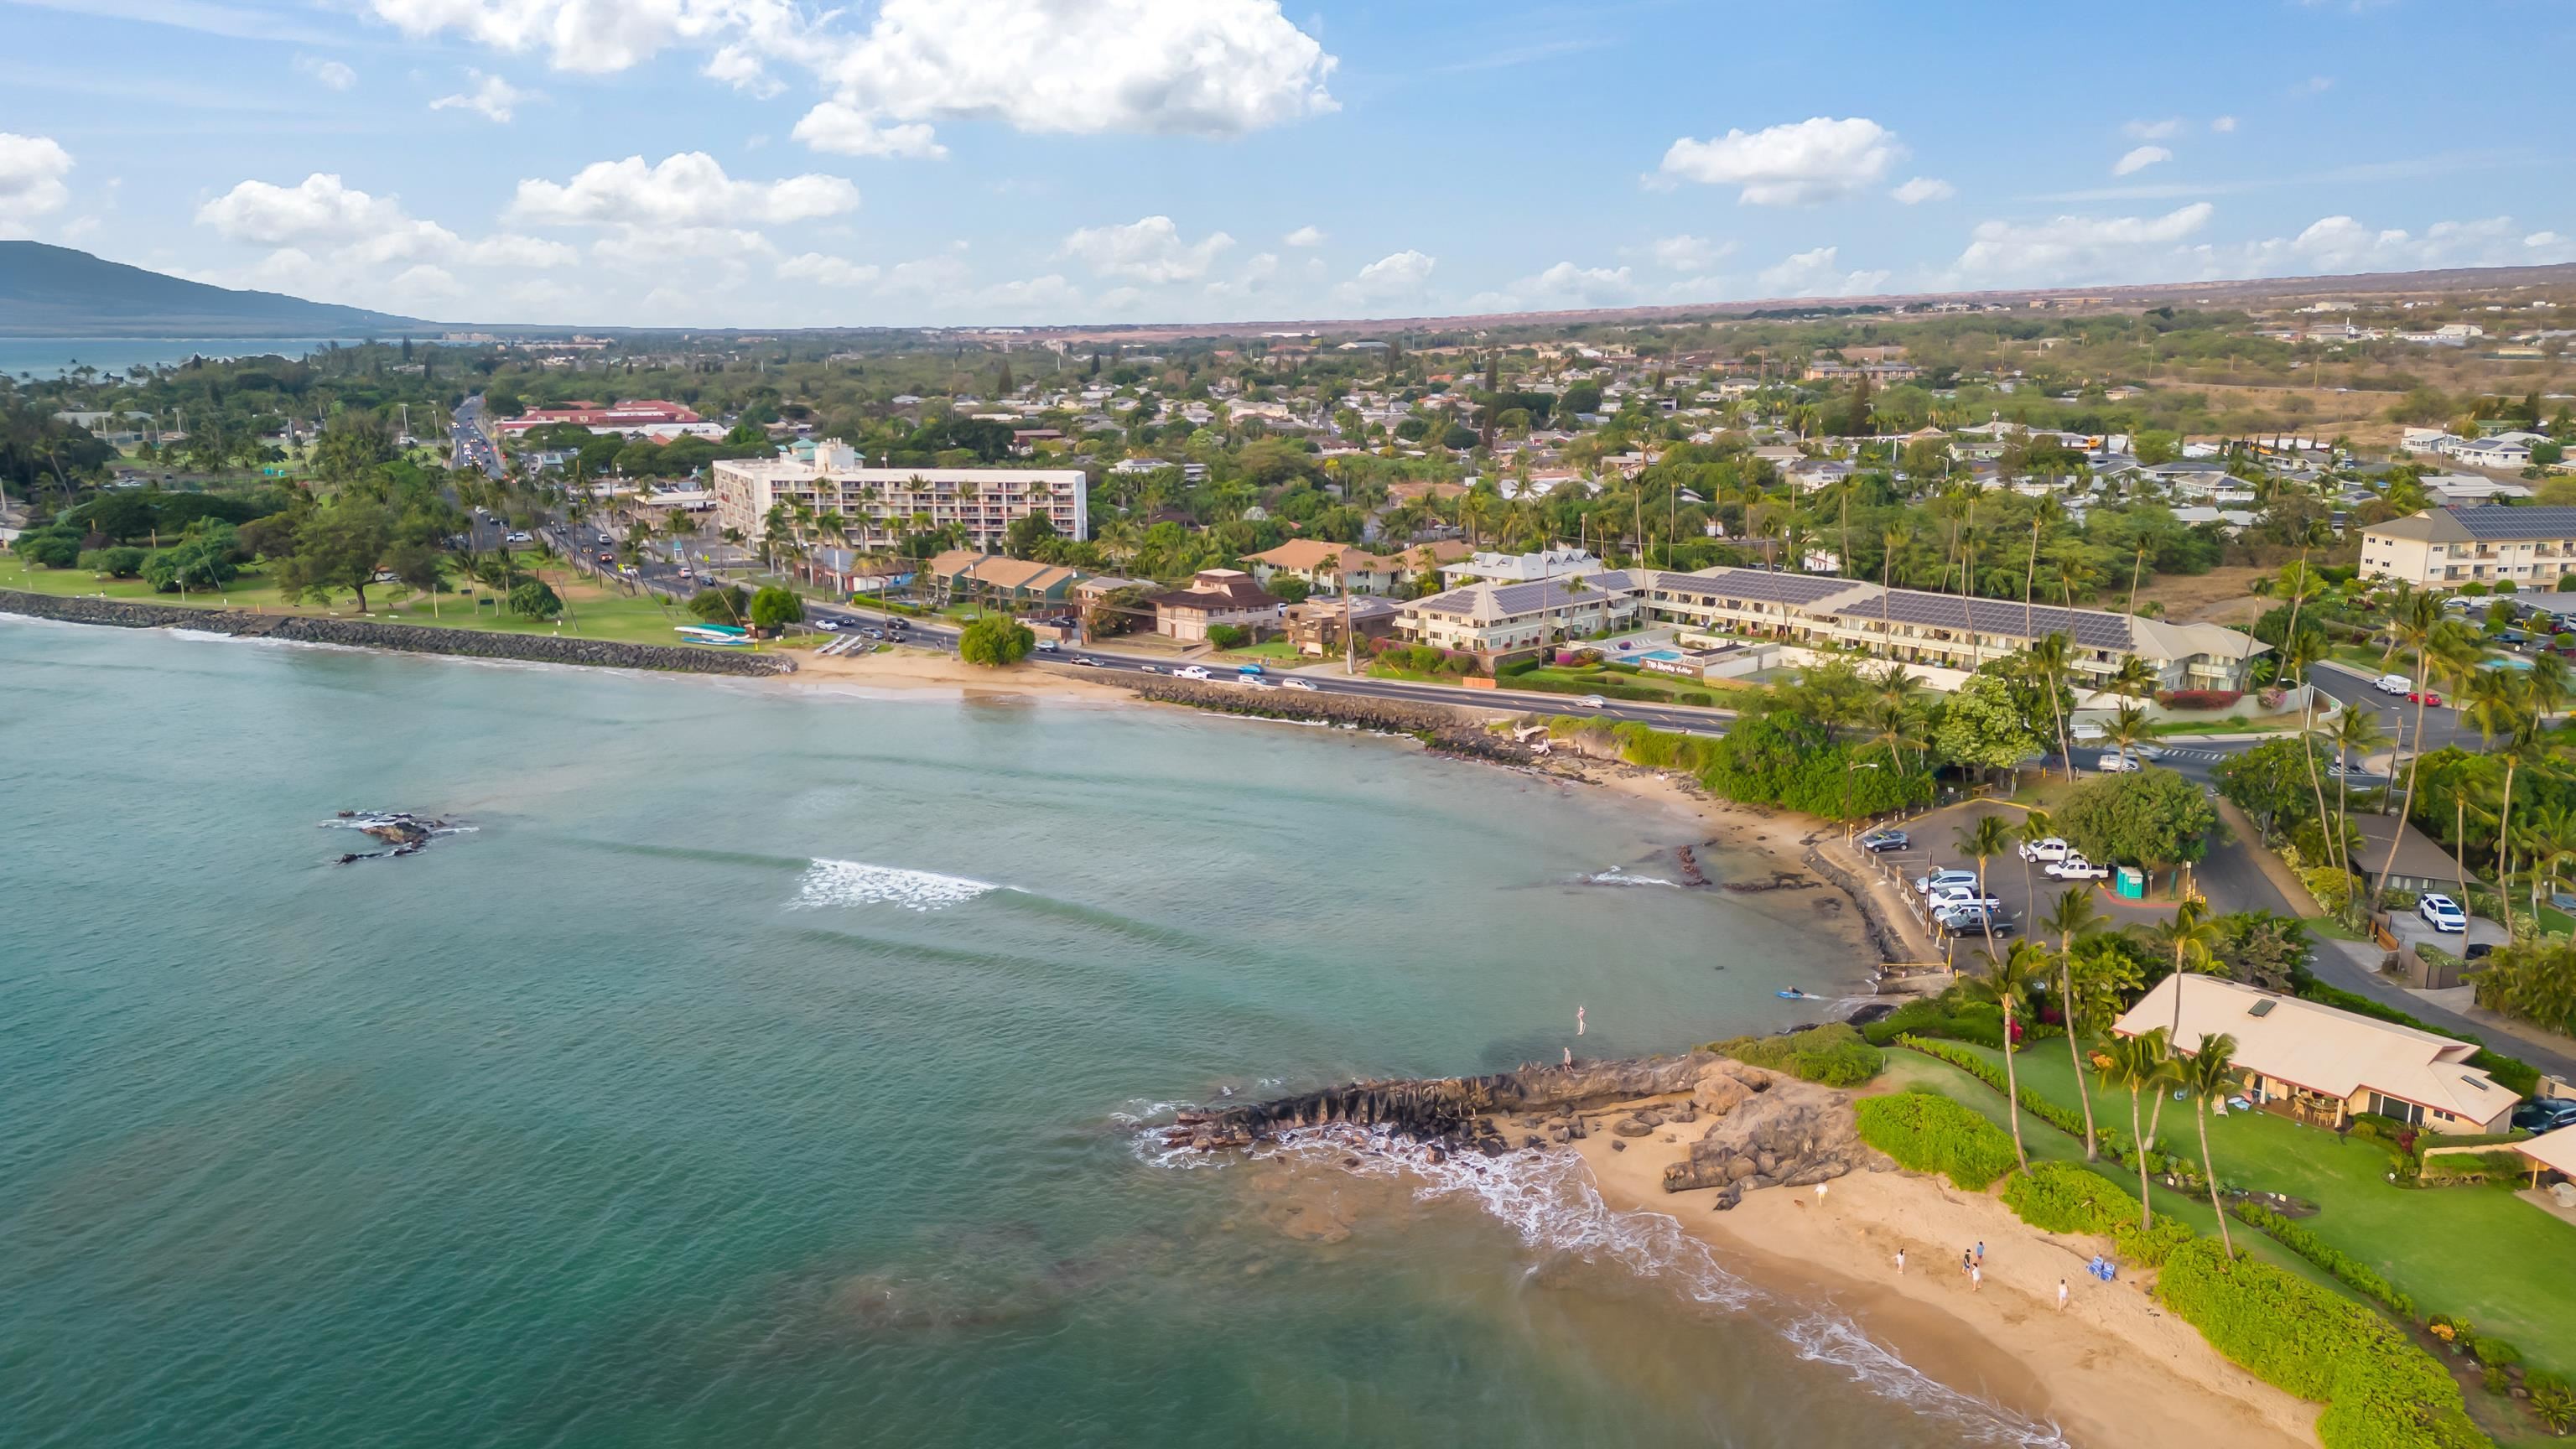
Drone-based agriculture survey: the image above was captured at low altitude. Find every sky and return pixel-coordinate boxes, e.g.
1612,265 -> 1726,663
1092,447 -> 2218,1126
1,0 -> 2572,330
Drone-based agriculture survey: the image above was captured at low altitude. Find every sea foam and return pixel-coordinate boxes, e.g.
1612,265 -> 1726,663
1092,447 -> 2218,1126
1158,1123 -> 2066,1446
793,858 -> 1005,912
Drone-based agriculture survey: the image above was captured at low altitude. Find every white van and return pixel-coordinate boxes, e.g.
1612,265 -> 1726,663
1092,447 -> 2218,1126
2374,673 -> 2411,695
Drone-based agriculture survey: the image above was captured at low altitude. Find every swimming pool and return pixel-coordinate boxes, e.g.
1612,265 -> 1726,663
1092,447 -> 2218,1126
1631,648 -> 1686,662
2483,657 -> 2535,670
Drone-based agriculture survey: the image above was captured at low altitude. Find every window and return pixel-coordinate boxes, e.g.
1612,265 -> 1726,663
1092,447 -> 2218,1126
2366,1092 -> 2423,1127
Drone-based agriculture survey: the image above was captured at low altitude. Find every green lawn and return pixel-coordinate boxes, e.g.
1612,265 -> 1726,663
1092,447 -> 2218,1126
1908,1037 -> 2576,1374
1218,639 -> 1306,663
2,554 -> 736,651
1513,665 -> 1714,700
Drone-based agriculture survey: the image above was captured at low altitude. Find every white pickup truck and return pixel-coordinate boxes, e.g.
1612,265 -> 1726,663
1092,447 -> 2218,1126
2045,854 -> 2112,880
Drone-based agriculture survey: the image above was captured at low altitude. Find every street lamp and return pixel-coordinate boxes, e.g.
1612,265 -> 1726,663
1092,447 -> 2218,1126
1843,761 -> 1882,840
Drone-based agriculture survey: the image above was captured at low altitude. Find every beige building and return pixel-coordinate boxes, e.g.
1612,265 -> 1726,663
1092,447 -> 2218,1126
1242,539 -> 1468,595
1149,569 -> 1283,641
709,440 -> 1086,552
2358,506 -> 2576,588
1397,573 -> 1642,656
2113,975 -> 2516,1135
1633,567 -> 2264,693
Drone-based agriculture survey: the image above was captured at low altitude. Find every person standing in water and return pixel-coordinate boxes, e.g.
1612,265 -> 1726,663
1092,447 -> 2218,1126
1576,1005 -> 1586,1036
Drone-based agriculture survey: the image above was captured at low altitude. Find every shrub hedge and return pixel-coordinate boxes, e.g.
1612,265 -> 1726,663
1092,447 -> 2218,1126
1853,1089 -> 2019,1191
2156,1239 -> 2484,1449
2111,1217 -> 2196,1267
1702,1023 -> 1886,1088
2000,1161 -> 2130,1233
2231,1202 -> 2418,1320
1897,1035 -> 2138,1160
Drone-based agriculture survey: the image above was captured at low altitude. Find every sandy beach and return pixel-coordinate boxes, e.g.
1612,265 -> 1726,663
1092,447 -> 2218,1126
780,645 -> 1142,702
1565,1096 -> 2322,1449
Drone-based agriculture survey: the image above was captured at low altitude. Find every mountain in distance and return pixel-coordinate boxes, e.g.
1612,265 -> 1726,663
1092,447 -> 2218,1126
0,241 -> 429,338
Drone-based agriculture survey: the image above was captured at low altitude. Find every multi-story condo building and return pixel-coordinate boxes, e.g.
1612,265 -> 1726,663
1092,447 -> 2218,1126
1635,568 -> 2263,693
1396,564 -> 2262,692
709,440 -> 1087,551
2358,507 -> 2576,588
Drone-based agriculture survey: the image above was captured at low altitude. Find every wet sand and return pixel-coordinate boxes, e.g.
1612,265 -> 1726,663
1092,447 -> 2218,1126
1569,1102 -> 2321,1449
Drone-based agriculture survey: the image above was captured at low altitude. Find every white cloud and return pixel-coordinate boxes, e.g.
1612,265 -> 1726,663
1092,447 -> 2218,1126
792,101 -> 948,158
1203,251 -> 1280,303
2293,75 -> 2334,96
1948,202 -> 2215,285
431,70 -> 533,122
198,173 -> 417,247
509,152 -> 860,227
1282,224 -> 1326,247
2122,118 -> 2182,141
387,263 -> 462,302
2112,146 -> 2172,176
365,0 -> 783,75
294,55 -> 356,91
803,0 -> 1336,156
1647,234 -> 1732,271
2210,115 -> 2238,133
778,252 -> 883,288
464,233 -> 579,268
1334,249 -> 1436,307
1060,215 -> 1233,284
1656,117 -> 1900,205
2234,214 -> 2576,275
0,132 -> 74,230
1890,176 -> 1954,205
1756,246 -> 1890,299
1524,262 -> 1636,306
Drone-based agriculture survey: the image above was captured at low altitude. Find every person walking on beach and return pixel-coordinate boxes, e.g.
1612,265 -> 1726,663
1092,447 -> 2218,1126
1970,1262 -> 1982,1294
1973,1241 -> 1985,1267
1894,1248 -> 1905,1275
1562,1046 -> 1572,1067
2058,1278 -> 2070,1312
1961,1251 -> 1972,1279
1814,1182 -> 1828,1206
1576,1005 -> 1586,1036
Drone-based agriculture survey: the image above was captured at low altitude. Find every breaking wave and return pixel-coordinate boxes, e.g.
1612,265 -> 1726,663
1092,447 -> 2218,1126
1149,1124 -> 2064,1446
1578,868 -> 1680,888
793,858 -> 1006,912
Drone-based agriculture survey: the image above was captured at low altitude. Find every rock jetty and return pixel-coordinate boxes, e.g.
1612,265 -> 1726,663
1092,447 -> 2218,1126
1171,1053 -> 1712,1152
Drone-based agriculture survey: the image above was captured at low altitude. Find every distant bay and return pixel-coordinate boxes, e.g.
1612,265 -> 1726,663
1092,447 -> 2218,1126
0,336 -> 340,378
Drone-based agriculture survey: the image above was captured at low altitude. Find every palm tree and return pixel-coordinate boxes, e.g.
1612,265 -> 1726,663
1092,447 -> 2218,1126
2327,704 -> 2386,884
2039,886 -> 2107,1157
2140,897 -> 2224,1045
1955,813 -> 2014,977
2024,632 -> 2078,782
2013,808 -> 2055,915
1967,939 -> 2051,1173
2106,655 -> 2157,705
2464,667 -> 2537,929
2096,1029 -> 2172,1225
2373,592 -> 2456,897
2099,700 -> 2163,763
2176,1032 -> 2242,1257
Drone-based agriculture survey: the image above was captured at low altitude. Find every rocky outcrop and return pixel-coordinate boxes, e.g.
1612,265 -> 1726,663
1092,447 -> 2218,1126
0,589 -> 794,677
1119,676 -> 1514,732
1659,1058 -> 1888,1208
1173,1052 -> 1713,1151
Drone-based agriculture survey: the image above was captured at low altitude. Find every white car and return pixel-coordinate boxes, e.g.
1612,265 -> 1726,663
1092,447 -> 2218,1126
1927,886 -> 2004,912
2374,673 -> 2411,695
1176,666 -> 1213,681
505,530 -> 532,543
2046,855 -> 2111,880
1282,678 -> 1318,692
1035,639 -> 1059,653
1236,673 -> 1275,688
2096,751 -> 2143,774
2418,893 -> 2468,933
2017,836 -> 2070,863
1572,694 -> 1607,709
1914,869 -> 1980,896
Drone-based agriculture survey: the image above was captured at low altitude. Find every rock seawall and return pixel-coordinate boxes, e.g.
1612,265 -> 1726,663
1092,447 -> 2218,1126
1175,1053 -> 1715,1150
0,589 -> 796,677
1115,674 -> 1512,733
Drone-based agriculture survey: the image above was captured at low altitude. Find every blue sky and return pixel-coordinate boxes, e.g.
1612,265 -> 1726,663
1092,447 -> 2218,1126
1,0 -> 2570,328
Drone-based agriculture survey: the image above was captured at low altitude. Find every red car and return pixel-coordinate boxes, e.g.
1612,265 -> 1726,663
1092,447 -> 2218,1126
2407,689 -> 2444,707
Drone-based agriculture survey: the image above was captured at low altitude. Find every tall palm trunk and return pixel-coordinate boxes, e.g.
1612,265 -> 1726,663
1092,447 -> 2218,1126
2000,994 -> 2029,1171
2379,654 -> 2433,895
2496,755 -> 2518,933
2130,1087 -> 2153,1228
2061,947 -> 2098,1159
2198,1102 -> 2234,1258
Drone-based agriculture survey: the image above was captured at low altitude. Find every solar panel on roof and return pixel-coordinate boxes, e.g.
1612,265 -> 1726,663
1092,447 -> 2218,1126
1826,589 -> 2132,648
2451,506 -> 2576,538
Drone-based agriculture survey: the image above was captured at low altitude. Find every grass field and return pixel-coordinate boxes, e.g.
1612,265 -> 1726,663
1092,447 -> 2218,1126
0,554 -> 732,650
1903,1037 -> 2576,1374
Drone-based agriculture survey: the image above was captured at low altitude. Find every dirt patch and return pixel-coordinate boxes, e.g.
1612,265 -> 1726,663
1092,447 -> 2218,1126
2134,564 -> 2268,625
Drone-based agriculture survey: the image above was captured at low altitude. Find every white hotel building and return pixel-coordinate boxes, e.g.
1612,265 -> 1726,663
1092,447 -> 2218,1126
709,441 -> 1088,551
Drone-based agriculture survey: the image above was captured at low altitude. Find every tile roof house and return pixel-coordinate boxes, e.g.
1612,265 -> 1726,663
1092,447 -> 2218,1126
1397,572 -> 1643,658
922,550 -> 1084,605
1150,569 -> 1283,641
2112,975 -> 2516,1135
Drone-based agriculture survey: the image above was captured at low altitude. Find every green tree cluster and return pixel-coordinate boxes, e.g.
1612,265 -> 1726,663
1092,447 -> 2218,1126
958,616 -> 1036,667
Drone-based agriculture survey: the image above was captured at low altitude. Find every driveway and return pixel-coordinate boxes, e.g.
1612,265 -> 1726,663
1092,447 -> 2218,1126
2386,907 -> 2509,957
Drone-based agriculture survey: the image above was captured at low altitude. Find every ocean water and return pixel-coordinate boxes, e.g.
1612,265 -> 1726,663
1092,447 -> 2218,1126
0,621 -> 2055,1448
0,336 -> 339,378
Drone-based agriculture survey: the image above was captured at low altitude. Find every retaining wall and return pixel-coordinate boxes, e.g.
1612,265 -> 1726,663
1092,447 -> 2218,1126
0,589 -> 796,677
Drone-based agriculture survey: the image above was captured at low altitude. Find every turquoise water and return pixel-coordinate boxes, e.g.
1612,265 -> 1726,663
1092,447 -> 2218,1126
0,621 -> 2054,1448
0,336 -> 340,377
2482,657 -> 2534,670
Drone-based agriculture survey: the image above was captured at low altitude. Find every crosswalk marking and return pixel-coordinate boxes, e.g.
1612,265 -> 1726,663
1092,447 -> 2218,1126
2152,747 -> 2224,761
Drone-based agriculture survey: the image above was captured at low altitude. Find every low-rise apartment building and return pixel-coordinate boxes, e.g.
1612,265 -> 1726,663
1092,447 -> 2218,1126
1632,567 -> 2263,693
1397,574 -> 1642,655
709,440 -> 1087,552
2358,506 -> 2576,587
1149,569 -> 1282,641
1242,540 -> 1469,596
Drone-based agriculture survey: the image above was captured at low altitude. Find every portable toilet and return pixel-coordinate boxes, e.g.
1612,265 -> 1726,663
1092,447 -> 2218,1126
2114,866 -> 2147,901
